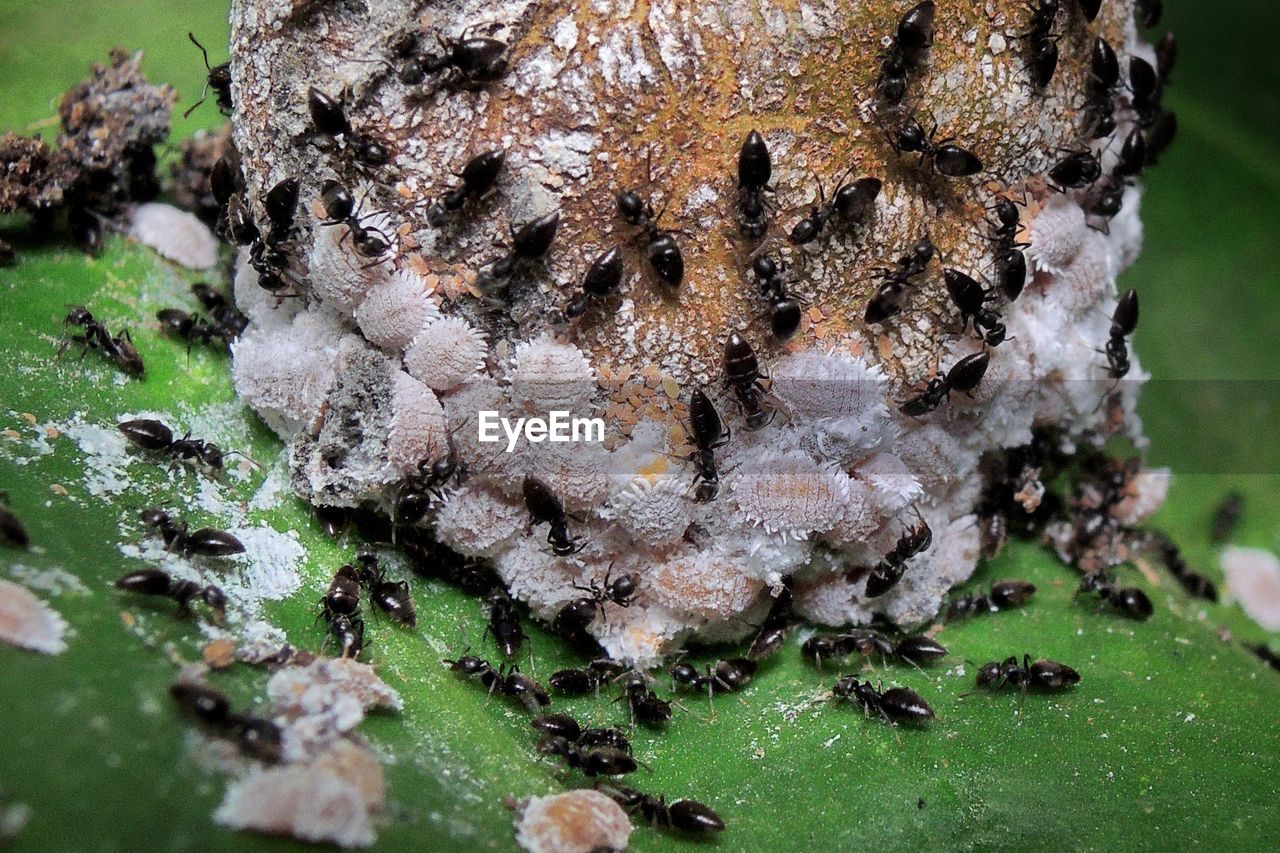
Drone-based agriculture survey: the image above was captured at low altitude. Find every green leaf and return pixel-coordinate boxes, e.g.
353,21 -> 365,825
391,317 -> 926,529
2,2 -> 1279,851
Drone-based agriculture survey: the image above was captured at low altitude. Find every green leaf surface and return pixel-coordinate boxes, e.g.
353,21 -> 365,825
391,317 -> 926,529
2,2 -> 1280,851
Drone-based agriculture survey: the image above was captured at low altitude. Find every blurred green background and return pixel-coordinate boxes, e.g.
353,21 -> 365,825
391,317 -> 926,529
2,1 -> 1279,851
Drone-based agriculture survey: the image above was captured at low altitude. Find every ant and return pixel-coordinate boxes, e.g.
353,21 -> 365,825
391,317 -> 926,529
238,177 -> 301,294
889,115 -> 983,177
686,388 -> 729,502
752,255 -> 806,342
318,180 -> 393,260
140,508 -> 245,559
945,579 -> 1037,620
170,682 -> 283,763
1128,56 -> 1163,126
320,564 -> 362,621
486,588 -> 526,659
832,678 -> 935,724
1082,37 -> 1120,138
116,568 -> 227,621
1249,645 -> 1280,673
522,475 -> 583,556
325,611 -> 367,658
1102,288 -> 1138,380
563,246 -> 625,321
1114,128 -> 1148,182
184,33 -> 232,118
549,600 -> 605,655
1211,491 -> 1244,544
394,450 -> 462,529
1076,0 -> 1101,22
617,671 -> 674,725
599,784 -> 726,834
898,350 -> 991,417
1145,531 -> 1218,602
803,630 -> 946,667
944,268 -> 1008,346
1135,0 -> 1162,28
865,235 -> 934,323
1018,0 -> 1061,90
307,87 -> 390,168
573,566 -> 639,618
723,332 -> 775,430
548,665 -> 605,696
1077,570 -> 1154,620
531,713 -> 584,741
736,130 -> 774,239
426,149 -> 505,226
421,25 -> 509,86
190,281 -> 247,339
474,212 -> 561,305
117,418 -> 232,472
862,513 -> 933,597
670,657 -> 757,697
975,654 -> 1080,691
503,668 -> 551,711
538,736 -> 637,778
353,547 -> 417,627
60,307 -> 145,377
0,493 -> 29,548
746,586 -> 792,662
1156,32 -> 1177,88
875,1 -> 936,107
156,308 -> 232,352
788,173 -> 881,245
445,653 -> 505,693
1047,149 -> 1102,191
617,156 -> 685,289
985,198 -> 1029,301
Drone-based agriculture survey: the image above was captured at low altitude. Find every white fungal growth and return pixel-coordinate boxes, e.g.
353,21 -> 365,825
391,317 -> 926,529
403,316 -> 488,392
353,270 -> 439,351
386,371 -> 446,476
731,450 -> 849,541
509,335 -> 596,413
129,202 -> 218,270
823,475 -> 881,546
0,579 -> 69,655
610,476 -> 693,547
1112,466 -> 1171,526
521,440 -> 611,510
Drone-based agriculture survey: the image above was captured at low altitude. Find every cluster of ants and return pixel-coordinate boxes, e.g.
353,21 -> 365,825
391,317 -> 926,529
318,546 -> 417,658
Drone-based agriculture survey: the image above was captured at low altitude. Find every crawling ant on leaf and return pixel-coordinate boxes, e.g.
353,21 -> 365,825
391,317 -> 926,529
475,212 -> 560,305
140,508 -> 245,559
832,678 -> 935,724
170,682 -> 282,763
59,307 -> 145,378
976,654 -> 1080,691
118,418 -> 245,473
0,494 -> 29,548
599,784 -> 727,834
319,180 -> 394,260
1077,570 -> 1154,620
752,255 -> 806,342
116,568 -> 226,622
562,246 -> 625,321
945,579 -> 1036,620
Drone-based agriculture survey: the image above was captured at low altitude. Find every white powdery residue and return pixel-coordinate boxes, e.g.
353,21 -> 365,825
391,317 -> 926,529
225,527 -> 306,605
248,462 -> 291,512
1221,547 -> 1280,631
535,130 -> 599,181
7,564 -> 91,597
553,14 -> 579,52
60,417 -> 134,496
599,27 -> 656,88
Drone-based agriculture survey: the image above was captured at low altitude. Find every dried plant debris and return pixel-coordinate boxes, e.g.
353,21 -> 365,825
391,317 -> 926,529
170,125 -> 235,225
0,49 -> 176,255
0,579 -> 69,655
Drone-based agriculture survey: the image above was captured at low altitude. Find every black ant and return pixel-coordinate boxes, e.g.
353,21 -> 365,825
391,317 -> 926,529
599,784 -> 726,834
117,418 -> 232,472
1249,645 -> 1280,673
975,653 -> 1080,691
753,255 -> 805,342
116,568 -> 227,621
549,600 -> 605,655
563,246 -> 625,321
353,547 -> 417,627
326,611 -> 367,658
1103,288 -> 1138,380
1135,0 -> 1162,28
1145,109 -> 1177,166
1047,148 -> 1102,191
686,388 -> 729,502
538,735 -> 637,777
474,212 -> 561,305
184,33 -> 232,118
889,115 -> 983,177
1019,0 -> 1061,89
876,1 -> 936,107
617,155 -> 685,289
944,268 -> 1008,346
421,25 -> 509,86
485,587 -> 526,660
321,564 -> 362,621
1076,0 -> 1101,22
746,585 -> 792,662
170,682 -> 282,763
140,508 -> 245,558
723,332 -> 775,430
548,665 -> 604,696
307,87 -> 390,168
531,713 -> 582,741
1128,56 -> 1163,126
787,173 -> 881,245
426,149 -> 505,226
1077,570 -> 1154,620
898,350 -> 991,417
617,671 -> 674,725
803,630 -> 946,667
864,235 -> 934,323
1145,531 -> 1218,602
573,566 -> 639,618
503,668 -> 551,711
0,494 -> 29,548
318,180 -> 393,259
1082,37 -> 1120,138
522,475 -> 583,556
986,198 -> 1029,301
240,177 -> 301,293
190,282 -> 247,339
1114,128 -> 1147,182
670,657 -> 757,697
394,450 -> 462,528
945,579 -> 1037,620
60,307 -> 146,377
736,130 -> 774,239
863,513 -> 933,597
1156,32 -> 1177,87
156,308 -> 231,352
1211,492 -> 1244,544
832,678 -> 935,724
445,654 -> 505,693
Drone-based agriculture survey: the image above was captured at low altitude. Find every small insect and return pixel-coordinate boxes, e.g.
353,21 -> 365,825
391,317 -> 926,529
573,565 -> 639,618
522,475 -> 582,556
394,450 -> 463,528
1146,531 -> 1218,602
318,180 -> 393,259
898,350 -> 991,417
531,713 -> 582,741
1103,288 -> 1138,380
617,158 -> 685,288
788,174 -> 881,245
1145,109 -> 1177,165
1048,149 -> 1102,191
672,657 -> 758,697
864,235 -> 935,324
862,513 -> 933,598
890,115 -> 983,177
306,87 -> 389,168
118,418 -> 227,472
617,671 -> 674,725
723,332 -> 775,430
503,669 -> 551,711
244,176 -> 302,293
986,199 -> 1029,301
184,33 -> 232,117
578,726 -> 632,754
752,255 -> 806,342
548,666 -> 603,696
156,308 -> 229,352
944,268 -> 1008,346
832,678 -> 935,724
946,579 -> 1037,620
354,547 -> 417,628
1077,571 -> 1154,620
1134,0 -> 1162,28
1076,0 -> 1102,22
475,212 -> 561,302
600,784 -> 727,834
875,1 -> 936,106
0,494 -> 30,548
736,130 -> 774,239
1128,56 -> 1162,123
684,387 -> 729,503
321,564 -> 362,621
976,653 -> 1080,691
444,654 -> 504,693
170,682 -> 283,762
140,508 -> 245,559
538,735 -> 637,777
1155,31 -> 1177,87
486,588 -> 526,659
115,568 -> 227,621
803,630 -> 946,667
1211,492 -> 1243,543
60,307 -> 146,377
1019,0 -> 1062,89
426,149 -> 505,226
325,611 -> 367,658
421,25 -> 509,86
563,246 -> 625,321
549,599 -> 602,654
